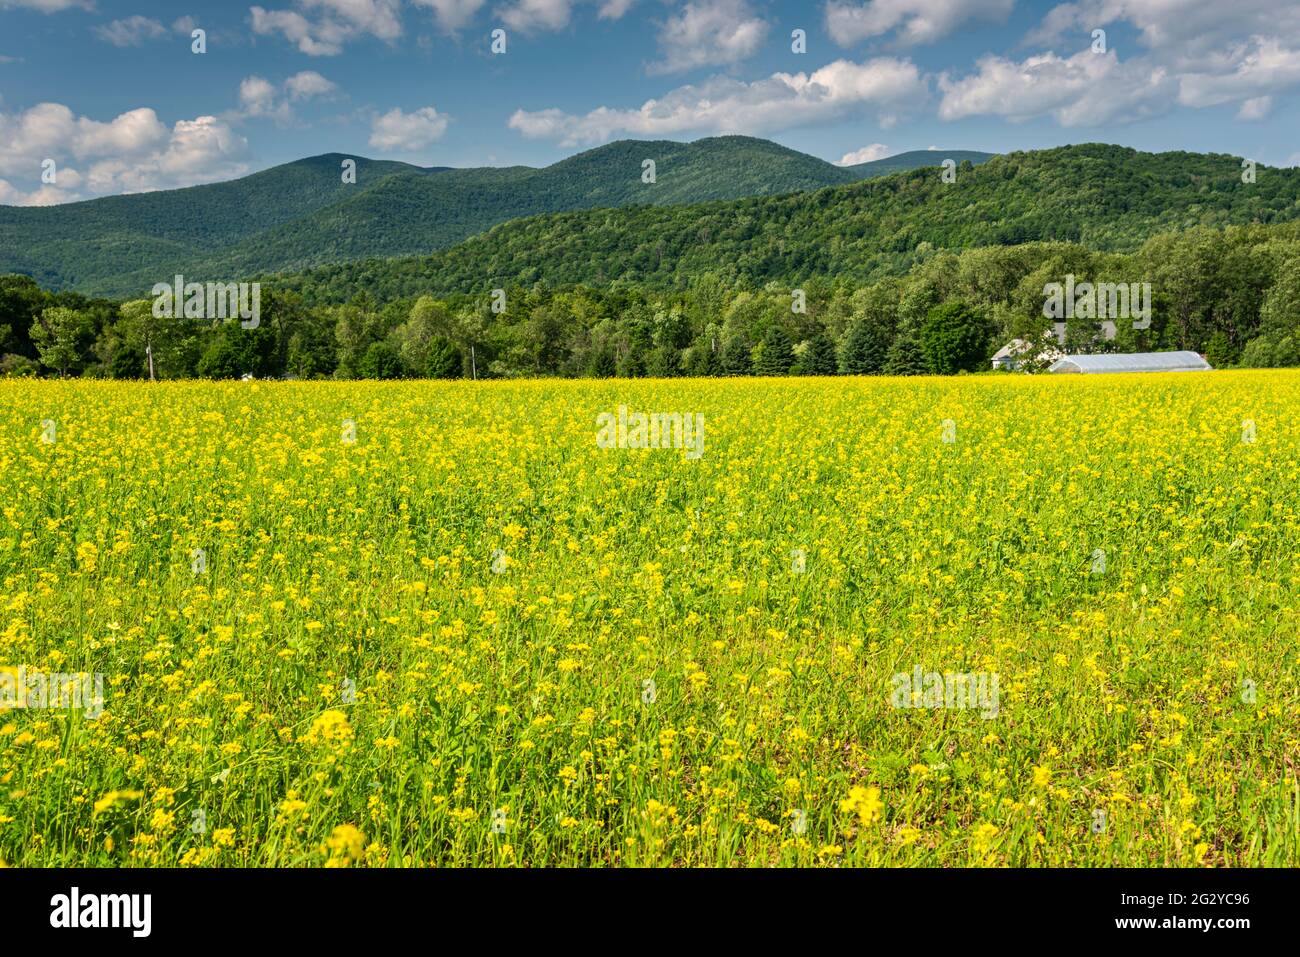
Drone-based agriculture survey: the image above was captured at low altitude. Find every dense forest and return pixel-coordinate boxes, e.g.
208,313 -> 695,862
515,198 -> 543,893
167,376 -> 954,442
4,142 -> 1299,380
0,136 -> 991,299
5,219 -> 1300,380
267,144 -> 1300,305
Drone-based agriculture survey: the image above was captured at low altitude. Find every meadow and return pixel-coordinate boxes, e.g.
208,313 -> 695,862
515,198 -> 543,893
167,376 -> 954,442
0,372 -> 1297,867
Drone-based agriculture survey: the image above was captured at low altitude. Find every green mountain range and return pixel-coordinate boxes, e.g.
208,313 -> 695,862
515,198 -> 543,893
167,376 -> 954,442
0,136 -> 992,298
273,143 -> 1300,305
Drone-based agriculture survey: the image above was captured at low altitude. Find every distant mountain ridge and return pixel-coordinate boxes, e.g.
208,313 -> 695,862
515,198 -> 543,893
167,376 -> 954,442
265,143 -> 1300,305
0,137 -> 993,298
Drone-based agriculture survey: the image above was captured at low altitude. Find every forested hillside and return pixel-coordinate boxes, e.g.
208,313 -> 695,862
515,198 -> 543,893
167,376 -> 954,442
0,136 -> 992,298
5,221 -> 1300,382
6,143 -> 1300,384
270,144 -> 1300,305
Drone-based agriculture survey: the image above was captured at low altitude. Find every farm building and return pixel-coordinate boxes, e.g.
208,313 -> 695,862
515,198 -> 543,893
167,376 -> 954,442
991,337 -> 1064,370
1048,351 -> 1212,374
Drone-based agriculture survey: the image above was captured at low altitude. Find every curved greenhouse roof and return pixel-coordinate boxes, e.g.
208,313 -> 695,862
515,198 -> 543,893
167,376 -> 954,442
1048,351 -> 1212,374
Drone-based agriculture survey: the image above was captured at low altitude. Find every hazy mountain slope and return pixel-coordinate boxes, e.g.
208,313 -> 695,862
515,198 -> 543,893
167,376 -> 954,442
0,136 -> 993,297
159,137 -> 881,283
0,155 -> 430,290
268,144 -> 1300,305
842,149 -> 995,177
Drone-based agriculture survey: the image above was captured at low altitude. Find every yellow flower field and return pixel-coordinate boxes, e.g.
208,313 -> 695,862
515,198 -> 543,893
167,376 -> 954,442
1,372 -> 1297,867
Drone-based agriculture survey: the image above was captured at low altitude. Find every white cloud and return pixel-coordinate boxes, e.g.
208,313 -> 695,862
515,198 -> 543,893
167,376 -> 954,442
1009,3 -> 1300,127
251,0 -> 402,56
0,103 -> 248,205
369,105 -> 450,150
509,57 -> 926,146
498,0 -> 575,32
0,181 -> 71,206
151,116 -> 248,183
285,70 -> 338,99
0,103 -> 168,163
233,72 -> 337,122
1177,38 -> 1300,108
0,0 -> 92,11
94,15 -> 168,47
650,0 -> 768,75
597,0 -> 635,17
236,75 -> 293,123
1236,95 -> 1272,120
76,106 -> 172,156
1027,0 -> 1300,64
485,0 -> 637,33
938,48 -> 1173,126
836,143 -> 891,165
411,0 -> 487,32
825,0 -> 1015,47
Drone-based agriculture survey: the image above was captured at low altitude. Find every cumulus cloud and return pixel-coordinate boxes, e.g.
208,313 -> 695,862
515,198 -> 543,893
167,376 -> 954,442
1236,95 -> 1272,120
0,103 -> 248,205
836,143 -> 891,165
1176,38 -> 1300,108
369,105 -> 450,150
825,0 -> 1015,47
411,0 -> 488,32
285,70 -> 338,99
509,57 -> 926,146
1019,1 -> 1300,121
498,0 -> 575,32
1027,0 -> 1300,63
938,48 -> 1173,126
986,0 -> 1300,126
251,0 -> 402,56
469,0 -> 637,34
238,75 -> 288,121
0,0 -> 92,11
234,71 -> 337,123
94,15 -> 168,46
597,0 -> 635,17
648,0 -> 767,75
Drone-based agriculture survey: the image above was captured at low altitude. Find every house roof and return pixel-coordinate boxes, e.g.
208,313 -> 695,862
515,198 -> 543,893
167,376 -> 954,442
1048,351 -> 1212,373
991,339 -> 1030,361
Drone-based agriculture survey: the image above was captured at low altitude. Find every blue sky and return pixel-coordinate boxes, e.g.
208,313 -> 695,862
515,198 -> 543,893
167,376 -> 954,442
2,0 -> 1299,204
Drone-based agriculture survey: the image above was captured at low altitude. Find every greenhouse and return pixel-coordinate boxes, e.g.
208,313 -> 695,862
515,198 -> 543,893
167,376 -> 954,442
1048,351 -> 1213,374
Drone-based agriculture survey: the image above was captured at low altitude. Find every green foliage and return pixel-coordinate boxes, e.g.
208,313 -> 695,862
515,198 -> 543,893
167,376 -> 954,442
31,306 -> 92,377
720,337 -> 752,376
109,341 -> 146,379
793,331 -> 838,376
1260,257 -> 1300,336
1240,333 -> 1300,368
13,143 -> 1300,382
358,340 -> 403,379
0,353 -> 39,377
270,145 -> 1300,305
2,138 -> 992,300
840,317 -> 891,375
1204,331 -> 1238,369
920,301 -> 994,374
196,333 -> 247,379
882,328 -> 929,376
752,325 -> 794,375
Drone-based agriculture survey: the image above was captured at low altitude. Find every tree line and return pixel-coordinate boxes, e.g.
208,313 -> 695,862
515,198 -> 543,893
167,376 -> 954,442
4,218 -> 1300,380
